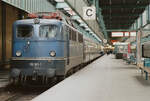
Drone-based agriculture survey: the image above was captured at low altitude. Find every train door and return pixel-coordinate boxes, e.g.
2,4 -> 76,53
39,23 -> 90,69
64,25 -> 70,65
83,39 -> 86,61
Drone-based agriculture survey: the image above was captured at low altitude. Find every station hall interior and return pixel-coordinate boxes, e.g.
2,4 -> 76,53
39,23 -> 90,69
0,0 -> 150,101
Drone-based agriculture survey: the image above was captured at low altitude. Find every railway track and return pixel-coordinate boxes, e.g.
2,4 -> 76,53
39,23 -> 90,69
0,55 -> 104,101
0,85 -> 50,101
4,93 -> 22,101
4,93 -> 39,101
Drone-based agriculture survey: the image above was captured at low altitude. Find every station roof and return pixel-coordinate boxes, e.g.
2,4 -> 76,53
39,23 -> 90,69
99,0 -> 150,40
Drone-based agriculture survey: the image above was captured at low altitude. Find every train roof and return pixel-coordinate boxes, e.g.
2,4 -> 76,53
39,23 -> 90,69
14,19 -> 63,25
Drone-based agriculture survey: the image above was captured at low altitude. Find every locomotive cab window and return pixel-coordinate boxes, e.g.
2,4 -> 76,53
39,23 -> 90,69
17,25 -> 33,38
39,25 -> 58,39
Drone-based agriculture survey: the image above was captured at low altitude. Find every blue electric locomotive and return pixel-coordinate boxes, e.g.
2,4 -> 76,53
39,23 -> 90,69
10,13 -> 102,85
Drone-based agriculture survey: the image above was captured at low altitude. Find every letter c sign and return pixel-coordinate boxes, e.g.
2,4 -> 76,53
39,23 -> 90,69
83,7 -> 96,20
86,9 -> 93,16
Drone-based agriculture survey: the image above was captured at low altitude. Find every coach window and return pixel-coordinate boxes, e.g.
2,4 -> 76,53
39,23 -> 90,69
69,28 -> 72,40
17,25 -> 33,38
39,25 -> 58,39
78,34 -> 83,43
72,30 -> 76,41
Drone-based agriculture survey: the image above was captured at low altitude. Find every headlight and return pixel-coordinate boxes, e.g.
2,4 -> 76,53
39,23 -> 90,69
34,18 -> 40,24
16,51 -> 22,57
50,51 -> 56,57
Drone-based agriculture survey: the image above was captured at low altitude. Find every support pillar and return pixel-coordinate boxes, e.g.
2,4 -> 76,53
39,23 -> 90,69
145,71 -> 149,80
2,2 -> 6,63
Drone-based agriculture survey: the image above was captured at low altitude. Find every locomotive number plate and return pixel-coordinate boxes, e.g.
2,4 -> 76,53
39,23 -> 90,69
48,60 -> 51,62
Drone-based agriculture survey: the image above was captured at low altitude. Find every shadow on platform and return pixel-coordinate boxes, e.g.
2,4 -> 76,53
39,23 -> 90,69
134,75 -> 150,87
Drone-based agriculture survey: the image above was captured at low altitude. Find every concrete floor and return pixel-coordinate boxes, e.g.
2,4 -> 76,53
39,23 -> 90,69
32,55 -> 150,101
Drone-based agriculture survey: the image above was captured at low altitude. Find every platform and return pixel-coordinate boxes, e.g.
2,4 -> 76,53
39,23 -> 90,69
32,55 -> 150,101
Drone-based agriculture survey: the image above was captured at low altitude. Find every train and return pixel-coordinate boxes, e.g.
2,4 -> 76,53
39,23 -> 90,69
10,12 -> 103,85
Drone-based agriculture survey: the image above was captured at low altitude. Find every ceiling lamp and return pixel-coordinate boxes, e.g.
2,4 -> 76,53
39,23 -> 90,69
55,0 -> 64,2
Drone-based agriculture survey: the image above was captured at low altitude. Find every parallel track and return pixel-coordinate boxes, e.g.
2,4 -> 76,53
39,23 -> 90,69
4,93 -> 22,101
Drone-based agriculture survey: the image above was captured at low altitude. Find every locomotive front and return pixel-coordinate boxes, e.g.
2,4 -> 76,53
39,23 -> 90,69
10,18 -> 67,84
